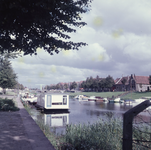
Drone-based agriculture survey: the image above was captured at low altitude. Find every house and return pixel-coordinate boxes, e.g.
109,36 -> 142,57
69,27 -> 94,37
114,74 -> 151,92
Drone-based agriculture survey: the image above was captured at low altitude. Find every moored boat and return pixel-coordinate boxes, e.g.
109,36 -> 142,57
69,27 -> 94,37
74,95 -> 84,100
95,96 -> 104,102
88,96 -> 96,101
108,97 -> 121,103
35,93 -> 69,112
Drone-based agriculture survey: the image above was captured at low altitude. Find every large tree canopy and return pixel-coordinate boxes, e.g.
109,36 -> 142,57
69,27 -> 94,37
0,0 -> 92,55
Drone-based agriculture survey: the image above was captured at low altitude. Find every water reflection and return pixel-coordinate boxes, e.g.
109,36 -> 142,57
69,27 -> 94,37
30,98 -> 151,135
44,113 -> 69,127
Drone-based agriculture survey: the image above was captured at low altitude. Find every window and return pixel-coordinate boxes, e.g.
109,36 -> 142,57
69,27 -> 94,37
47,95 -> 51,107
52,103 -> 62,105
63,95 -> 67,105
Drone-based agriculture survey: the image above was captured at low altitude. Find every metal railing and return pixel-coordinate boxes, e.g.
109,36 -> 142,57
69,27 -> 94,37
123,100 -> 151,150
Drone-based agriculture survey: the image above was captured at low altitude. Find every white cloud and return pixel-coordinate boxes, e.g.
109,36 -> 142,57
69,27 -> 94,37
11,0 -> 151,88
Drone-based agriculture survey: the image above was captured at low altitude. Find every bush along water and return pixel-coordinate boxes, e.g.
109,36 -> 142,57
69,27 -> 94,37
0,97 -> 19,111
59,117 -> 123,150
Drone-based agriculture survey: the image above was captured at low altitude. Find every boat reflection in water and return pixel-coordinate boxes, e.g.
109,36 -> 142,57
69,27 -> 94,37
40,112 -> 69,134
44,112 -> 69,127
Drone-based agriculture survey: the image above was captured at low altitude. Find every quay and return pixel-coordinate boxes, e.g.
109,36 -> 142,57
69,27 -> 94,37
0,95 -> 55,150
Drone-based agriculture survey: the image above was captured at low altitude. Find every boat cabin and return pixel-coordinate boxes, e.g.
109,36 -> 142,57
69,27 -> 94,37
36,93 -> 69,111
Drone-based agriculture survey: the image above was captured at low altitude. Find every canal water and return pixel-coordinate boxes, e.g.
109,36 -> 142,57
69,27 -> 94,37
30,98 -> 151,135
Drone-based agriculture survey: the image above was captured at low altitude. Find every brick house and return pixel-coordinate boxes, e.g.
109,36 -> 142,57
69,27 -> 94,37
114,74 -> 151,92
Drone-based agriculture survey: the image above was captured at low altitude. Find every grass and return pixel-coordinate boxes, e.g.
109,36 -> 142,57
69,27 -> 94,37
59,116 -> 123,150
69,91 -> 151,101
68,91 -> 125,98
133,123 -> 151,150
0,97 -> 19,111
122,91 -> 151,100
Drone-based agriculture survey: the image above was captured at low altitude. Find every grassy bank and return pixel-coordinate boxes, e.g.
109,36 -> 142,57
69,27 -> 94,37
69,91 -> 151,100
68,91 -> 125,98
60,117 -> 123,150
0,97 -> 19,111
122,92 -> 151,100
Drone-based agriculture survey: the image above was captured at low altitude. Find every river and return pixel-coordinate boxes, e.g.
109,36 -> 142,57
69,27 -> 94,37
30,98 -> 151,135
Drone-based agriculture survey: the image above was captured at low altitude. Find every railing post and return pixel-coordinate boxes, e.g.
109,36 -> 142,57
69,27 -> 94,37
123,100 -> 151,150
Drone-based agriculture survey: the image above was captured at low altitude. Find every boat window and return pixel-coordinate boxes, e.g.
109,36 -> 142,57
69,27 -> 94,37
47,95 -> 51,107
63,95 -> 67,105
52,103 -> 62,105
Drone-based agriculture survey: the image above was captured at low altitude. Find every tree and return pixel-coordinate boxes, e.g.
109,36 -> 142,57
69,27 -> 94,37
56,83 -> 61,90
0,57 -> 17,94
70,81 -> 77,90
15,82 -> 25,90
105,75 -> 114,90
0,0 -> 92,55
63,83 -> 68,90
99,78 -> 106,92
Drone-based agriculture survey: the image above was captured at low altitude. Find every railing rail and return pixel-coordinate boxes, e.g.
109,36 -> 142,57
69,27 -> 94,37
123,100 -> 151,150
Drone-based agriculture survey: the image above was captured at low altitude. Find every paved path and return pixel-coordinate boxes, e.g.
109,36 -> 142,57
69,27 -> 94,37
0,95 -> 56,150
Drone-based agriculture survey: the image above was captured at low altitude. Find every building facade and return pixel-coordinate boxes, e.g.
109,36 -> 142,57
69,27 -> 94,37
114,74 -> 151,92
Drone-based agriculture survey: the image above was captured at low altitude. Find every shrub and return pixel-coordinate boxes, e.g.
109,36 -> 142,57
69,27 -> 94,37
0,98 -> 19,111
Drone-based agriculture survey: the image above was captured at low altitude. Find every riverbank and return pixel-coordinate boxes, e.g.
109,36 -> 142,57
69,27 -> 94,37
69,91 -> 151,100
0,95 -> 55,150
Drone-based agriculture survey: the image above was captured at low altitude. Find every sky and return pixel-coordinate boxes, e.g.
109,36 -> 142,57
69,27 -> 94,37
11,0 -> 151,88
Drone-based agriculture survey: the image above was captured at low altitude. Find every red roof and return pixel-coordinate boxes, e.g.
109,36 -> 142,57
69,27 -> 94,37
134,76 -> 149,84
115,75 -> 149,85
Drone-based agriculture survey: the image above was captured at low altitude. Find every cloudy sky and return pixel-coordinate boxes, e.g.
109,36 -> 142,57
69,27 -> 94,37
11,0 -> 151,88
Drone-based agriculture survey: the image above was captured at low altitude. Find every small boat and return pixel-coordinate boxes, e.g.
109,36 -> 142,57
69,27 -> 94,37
81,95 -> 89,101
88,96 -> 96,101
135,98 -> 146,103
103,98 -> 108,103
95,96 -> 104,102
74,95 -> 84,100
114,97 -> 121,103
124,99 -> 134,105
108,97 -> 121,103
22,97 -> 37,104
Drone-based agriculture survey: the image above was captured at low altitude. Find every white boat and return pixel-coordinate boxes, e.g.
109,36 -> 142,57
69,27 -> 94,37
114,97 -> 121,103
108,97 -> 121,103
80,96 -> 89,101
74,95 -> 84,100
135,98 -> 146,103
22,97 -> 37,104
103,98 -> 108,103
36,93 -> 69,112
124,100 -> 134,105
88,96 -> 96,101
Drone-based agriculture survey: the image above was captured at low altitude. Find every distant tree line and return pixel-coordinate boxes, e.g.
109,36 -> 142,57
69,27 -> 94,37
45,81 -> 78,91
14,82 -> 25,90
44,75 -> 115,92
80,75 -> 114,92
